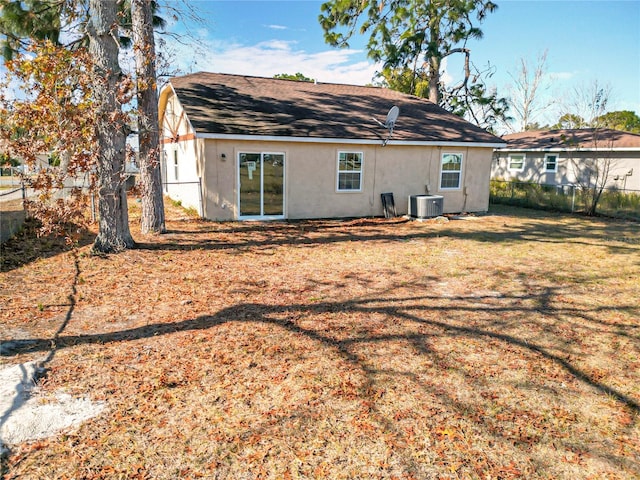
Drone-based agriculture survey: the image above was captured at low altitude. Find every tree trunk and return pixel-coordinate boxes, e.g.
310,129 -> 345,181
132,0 -> 165,234
428,55 -> 440,104
87,0 -> 135,253
427,25 -> 441,105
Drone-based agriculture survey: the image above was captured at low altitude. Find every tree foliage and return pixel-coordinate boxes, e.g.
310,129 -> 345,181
0,0 -> 169,249
555,81 -> 611,130
273,72 -> 315,82
374,62 -> 509,131
0,0 -> 166,59
593,110 -> 640,133
0,42 -> 97,237
374,66 -> 430,98
319,0 -> 508,129
551,113 -> 586,130
549,110 -> 640,133
0,0 -> 66,60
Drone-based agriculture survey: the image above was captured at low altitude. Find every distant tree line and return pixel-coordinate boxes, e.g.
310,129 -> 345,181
525,110 -> 640,133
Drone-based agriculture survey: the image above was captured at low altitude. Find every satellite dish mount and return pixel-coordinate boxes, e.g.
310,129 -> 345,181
373,105 -> 400,146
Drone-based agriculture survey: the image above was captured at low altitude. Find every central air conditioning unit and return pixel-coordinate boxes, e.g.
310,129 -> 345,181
408,195 -> 444,219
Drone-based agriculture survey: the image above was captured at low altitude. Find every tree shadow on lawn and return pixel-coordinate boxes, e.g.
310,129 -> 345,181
137,213 -> 640,257
0,218 -> 94,273
3,211 -> 639,475
3,286 -> 639,475
3,293 -> 639,413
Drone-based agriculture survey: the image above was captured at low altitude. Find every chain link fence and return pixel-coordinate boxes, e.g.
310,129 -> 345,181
0,185 -> 27,244
490,180 -> 640,221
0,171 -> 145,243
1,178 -> 100,244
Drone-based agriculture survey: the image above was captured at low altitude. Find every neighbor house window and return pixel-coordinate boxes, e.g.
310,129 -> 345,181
440,153 -> 463,190
173,149 -> 179,181
508,154 -> 525,172
337,151 -> 363,191
545,154 -> 558,172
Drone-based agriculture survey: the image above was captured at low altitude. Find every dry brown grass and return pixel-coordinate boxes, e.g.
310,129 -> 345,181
1,201 -> 639,479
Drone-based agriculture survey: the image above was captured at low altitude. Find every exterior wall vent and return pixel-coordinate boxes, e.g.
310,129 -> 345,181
408,194 -> 444,219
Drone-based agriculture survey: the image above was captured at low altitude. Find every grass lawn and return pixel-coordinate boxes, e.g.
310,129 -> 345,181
1,202 -> 639,479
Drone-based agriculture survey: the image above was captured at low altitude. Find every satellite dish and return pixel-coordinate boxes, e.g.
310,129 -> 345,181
372,105 -> 400,146
385,105 -> 400,132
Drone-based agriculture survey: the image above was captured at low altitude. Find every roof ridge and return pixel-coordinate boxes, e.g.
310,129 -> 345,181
172,70 -> 390,91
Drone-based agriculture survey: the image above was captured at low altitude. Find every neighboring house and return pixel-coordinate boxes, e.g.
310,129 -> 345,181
158,72 -> 505,220
493,129 -> 640,192
0,140 -> 50,174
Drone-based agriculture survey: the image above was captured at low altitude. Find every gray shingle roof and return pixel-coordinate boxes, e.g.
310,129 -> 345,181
501,129 -> 640,150
167,72 -> 504,145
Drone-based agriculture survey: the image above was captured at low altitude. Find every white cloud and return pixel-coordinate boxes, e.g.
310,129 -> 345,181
162,37 -> 380,86
440,57 -> 454,87
196,28 -> 211,38
546,71 -> 576,81
266,24 -> 287,30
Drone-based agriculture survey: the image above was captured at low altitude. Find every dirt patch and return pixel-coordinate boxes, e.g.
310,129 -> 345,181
0,361 -> 106,454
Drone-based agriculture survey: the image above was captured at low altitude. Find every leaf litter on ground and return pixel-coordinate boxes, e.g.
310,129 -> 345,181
1,201 -> 639,479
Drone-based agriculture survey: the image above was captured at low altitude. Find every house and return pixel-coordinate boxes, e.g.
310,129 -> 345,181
493,129 -> 640,192
0,140 -> 51,176
157,72 -> 505,221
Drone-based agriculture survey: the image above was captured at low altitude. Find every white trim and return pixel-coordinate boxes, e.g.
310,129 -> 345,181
336,151 -> 364,192
172,147 -> 179,181
197,132 -> 504,148
236,216 -> 284,221
544,153 -> 558,172
508,153 -> 526,172
159,83 -> 197,140
439,152 -> 463,191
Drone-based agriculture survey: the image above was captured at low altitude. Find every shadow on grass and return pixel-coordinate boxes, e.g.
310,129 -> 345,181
135,209 -> 640,257
3,274 -> 640,475
0,219 -> 94,273
3,293 -> 639,416
3,207 -> 639,476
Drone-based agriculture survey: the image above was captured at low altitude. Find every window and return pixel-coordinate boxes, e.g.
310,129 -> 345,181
173,149 -> 179,181
544,154 -> 558,172
508,154 -> 525,172
440,153 -> 463,190
337,151 -> 363,191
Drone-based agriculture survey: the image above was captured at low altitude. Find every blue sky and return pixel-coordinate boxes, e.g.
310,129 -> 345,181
164,0 -> 640,129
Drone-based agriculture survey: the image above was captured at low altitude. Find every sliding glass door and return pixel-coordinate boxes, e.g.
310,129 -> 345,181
239,152 -> 284,218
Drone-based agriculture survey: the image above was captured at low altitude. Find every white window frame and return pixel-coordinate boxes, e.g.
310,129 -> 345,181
439,152 -> 463,190
336,151 -> 363,192
161,148 -> 168,193
544,154 -> 558,172
508,154 -> 525,172
173,148 -> 179,181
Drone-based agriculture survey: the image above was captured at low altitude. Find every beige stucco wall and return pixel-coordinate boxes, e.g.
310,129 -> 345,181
492,150 -> 639,191
197,140 -> 494,220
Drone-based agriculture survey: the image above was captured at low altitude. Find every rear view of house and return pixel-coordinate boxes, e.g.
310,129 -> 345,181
493,129 -> 640,192
158,72 -> 504,221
